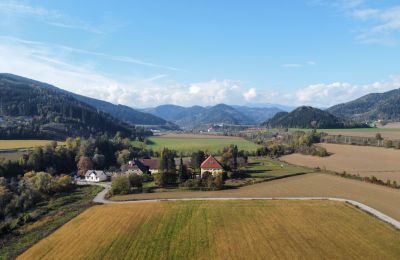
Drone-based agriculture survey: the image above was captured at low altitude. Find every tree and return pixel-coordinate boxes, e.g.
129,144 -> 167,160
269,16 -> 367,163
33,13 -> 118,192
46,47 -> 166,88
92,154 -> 105,169
116,149 -> 131,166
157,148 -> 177,186
111,175 -> 131,195
190,151 -> 205,172
128,174 -> 143,189
178,157 -> 189,183
77,156 -> 93,177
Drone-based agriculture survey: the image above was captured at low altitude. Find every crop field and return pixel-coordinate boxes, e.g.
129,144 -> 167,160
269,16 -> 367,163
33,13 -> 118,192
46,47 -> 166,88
147,134 -> 260,153
0,140 -> 63,150
281,143 -> 400,182
19,200 -> 400,260
112,173 -> 400,221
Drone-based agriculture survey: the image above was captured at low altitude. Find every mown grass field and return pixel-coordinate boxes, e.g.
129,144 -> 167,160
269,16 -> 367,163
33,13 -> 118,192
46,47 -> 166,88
147,134 -> 260,153
1,185 -> 102,260
225,156 -> 313,187
20,200 -> 400,260
0,140 -> 64,150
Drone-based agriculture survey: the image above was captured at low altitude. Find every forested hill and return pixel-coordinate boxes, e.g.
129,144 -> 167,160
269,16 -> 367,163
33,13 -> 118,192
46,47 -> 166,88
263,106 -> 366,129
327,88 -> 400,121
0,74 -> 174,128
0,74 -> 146,140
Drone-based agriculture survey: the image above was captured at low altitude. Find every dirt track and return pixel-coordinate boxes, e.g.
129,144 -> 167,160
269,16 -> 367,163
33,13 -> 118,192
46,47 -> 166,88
112,173 -> 400,221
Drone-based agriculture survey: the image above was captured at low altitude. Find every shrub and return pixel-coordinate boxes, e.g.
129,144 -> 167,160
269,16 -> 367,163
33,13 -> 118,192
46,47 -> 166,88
384,140 -> 393,148
111,175 -> 131,195
128,174 -> 143,189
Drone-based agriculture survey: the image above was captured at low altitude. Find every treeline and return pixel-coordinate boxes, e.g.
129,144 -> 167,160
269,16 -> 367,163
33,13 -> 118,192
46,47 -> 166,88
0,133 -> 150,179
255,130 -> 328,157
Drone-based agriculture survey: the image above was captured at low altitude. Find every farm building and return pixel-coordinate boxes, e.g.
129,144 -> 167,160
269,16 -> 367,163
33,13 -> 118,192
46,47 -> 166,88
123,160 -> 150,175
85,170 -> 107,182
200,155 -> 223,177
140,159 -> 159,174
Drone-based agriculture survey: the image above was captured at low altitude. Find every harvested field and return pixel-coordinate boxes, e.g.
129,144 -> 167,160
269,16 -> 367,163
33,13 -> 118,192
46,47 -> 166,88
112,173 -> 400,221
281,143 -> 400,182
148,134 -> 260,153
19,200 -> 400,260
321,128 -> 400,139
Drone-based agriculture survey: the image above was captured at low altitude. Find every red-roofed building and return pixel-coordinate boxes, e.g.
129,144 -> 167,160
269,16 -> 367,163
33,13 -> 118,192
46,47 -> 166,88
200,155 -> 223,176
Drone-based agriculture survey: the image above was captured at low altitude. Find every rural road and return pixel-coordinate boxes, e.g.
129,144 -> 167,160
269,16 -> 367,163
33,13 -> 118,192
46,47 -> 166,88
77,180 -> 400,230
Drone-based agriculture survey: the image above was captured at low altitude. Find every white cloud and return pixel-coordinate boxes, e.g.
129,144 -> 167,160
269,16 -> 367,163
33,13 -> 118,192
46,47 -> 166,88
281,61 -> 317,68
243,88 -> 257,101
0,0 -> 102,33
293,78 -> 400,107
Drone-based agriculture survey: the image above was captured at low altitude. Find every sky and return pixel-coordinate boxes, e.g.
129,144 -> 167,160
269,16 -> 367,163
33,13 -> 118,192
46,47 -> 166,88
0,0 -> 399,108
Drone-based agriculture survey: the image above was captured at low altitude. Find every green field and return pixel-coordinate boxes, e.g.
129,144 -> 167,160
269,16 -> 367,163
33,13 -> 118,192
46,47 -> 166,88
225,156 -> 313,187
20,200 -> 400,259
147,135 -> 260,153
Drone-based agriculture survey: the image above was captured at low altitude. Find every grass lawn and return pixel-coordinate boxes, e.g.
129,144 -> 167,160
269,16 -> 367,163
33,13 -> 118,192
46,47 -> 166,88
0,185 -> 102,260
146,135 -> 260,153
225,156 -> 313,187
20,200 -> 400,259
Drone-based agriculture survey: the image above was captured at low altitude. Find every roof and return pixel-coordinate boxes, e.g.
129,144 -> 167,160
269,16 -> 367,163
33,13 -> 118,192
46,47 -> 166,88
127,160 -> 148,173
85,170 -> 105,177
140,159 -> 159,169
200,155 -> 223,169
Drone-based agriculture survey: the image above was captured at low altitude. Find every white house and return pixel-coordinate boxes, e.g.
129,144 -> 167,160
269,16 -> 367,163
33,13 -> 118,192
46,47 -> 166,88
85,170 -> 107,182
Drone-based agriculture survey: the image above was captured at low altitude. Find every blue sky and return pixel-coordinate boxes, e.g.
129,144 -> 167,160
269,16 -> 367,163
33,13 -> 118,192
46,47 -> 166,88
0,0 -> 399,108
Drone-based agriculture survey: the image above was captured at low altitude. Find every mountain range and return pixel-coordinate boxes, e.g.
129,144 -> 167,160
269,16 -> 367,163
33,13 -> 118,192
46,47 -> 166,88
1,73 -> 399,137
327,88 -> 400,121
141,104 -> 283,128
0,74 -> 137,139
0,74 -> 176,129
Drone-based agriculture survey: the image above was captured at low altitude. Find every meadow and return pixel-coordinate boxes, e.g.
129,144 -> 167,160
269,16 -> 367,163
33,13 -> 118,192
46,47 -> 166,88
147,134 -> 260,153
112,173 -> 400,221
224,156 -> 313,187
19,200 -> 400,260
281,143 -> 400,182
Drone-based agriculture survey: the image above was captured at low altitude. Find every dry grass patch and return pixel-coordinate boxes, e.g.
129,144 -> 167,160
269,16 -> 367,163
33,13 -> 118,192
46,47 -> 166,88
19,200 -> 400,260
281,143 -> 400,182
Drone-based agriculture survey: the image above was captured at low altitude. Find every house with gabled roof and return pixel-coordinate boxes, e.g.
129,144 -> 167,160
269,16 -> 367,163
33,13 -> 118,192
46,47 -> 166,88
200,155 -> 223,177
85,170 -> 107,182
